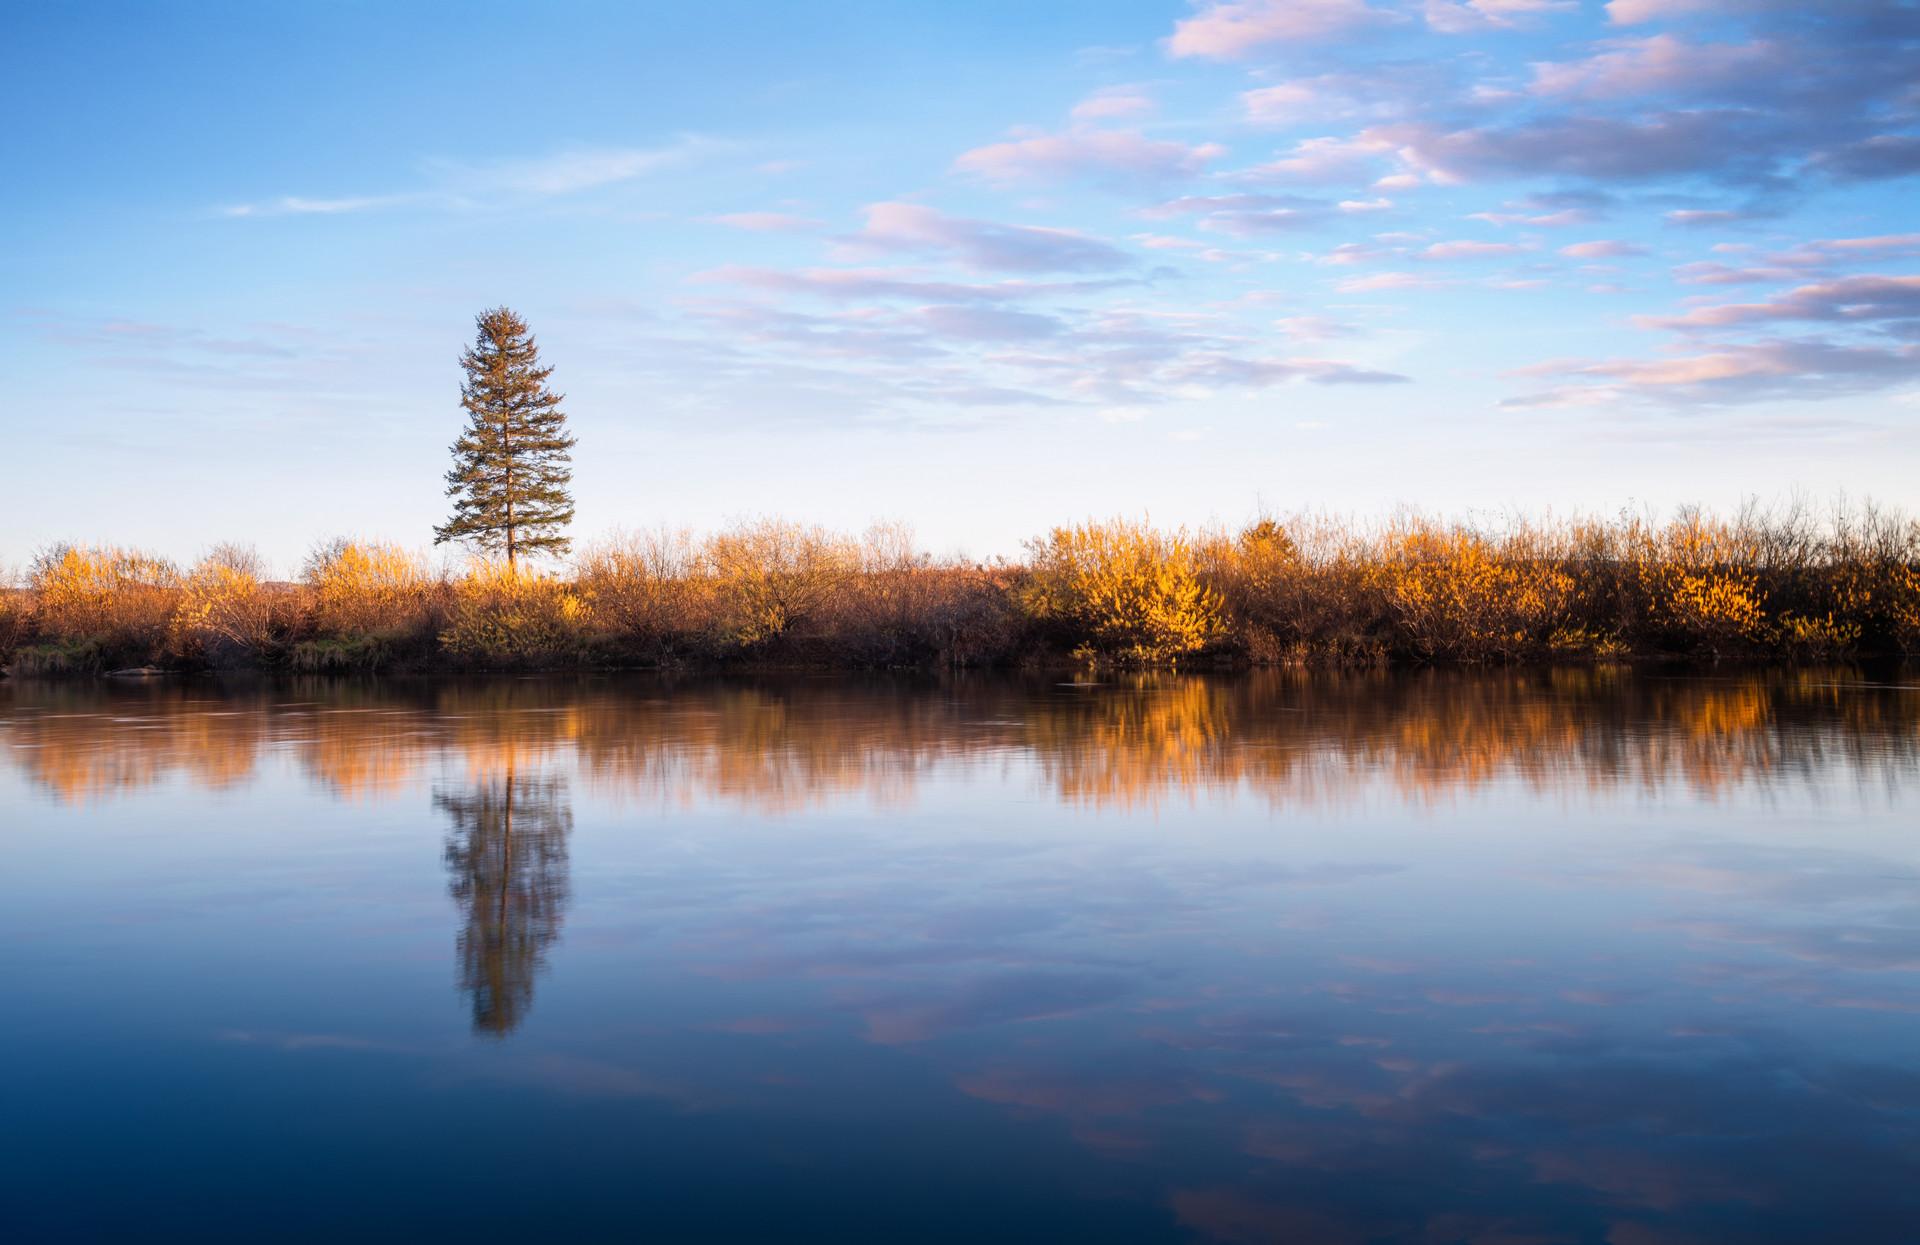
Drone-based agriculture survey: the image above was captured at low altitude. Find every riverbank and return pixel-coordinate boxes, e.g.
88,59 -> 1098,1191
4,509 -> 1917,675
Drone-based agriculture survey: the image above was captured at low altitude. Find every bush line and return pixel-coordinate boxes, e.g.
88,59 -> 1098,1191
3,504 -> 1918,674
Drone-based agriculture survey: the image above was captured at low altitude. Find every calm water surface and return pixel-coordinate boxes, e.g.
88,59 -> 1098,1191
3,670 -> 1919,1242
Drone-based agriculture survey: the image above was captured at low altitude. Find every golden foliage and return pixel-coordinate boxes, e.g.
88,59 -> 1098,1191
29,544 -> 181,657
11,504 -> 1920,668
1629,513 -> 1766,653
1024,520 -> 1225,664
441,561 -> 590,663
172,545 -> 280,660
305,539 -> 438,638
1366,521 -> 1579,662
705,519 -> 859,648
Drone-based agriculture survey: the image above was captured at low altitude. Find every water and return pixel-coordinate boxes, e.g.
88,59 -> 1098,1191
3,670 -> 1918,1243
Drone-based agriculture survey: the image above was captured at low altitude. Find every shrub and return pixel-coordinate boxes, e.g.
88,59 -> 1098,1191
172,544 -> 284,664
305,539 -> 439,641
1022,520 -> 1224,665
1773,613 -> 1861,661
1631,513 -> 1766,655
574,528 -> 712,662
440,561 -> 590,665
1367,521 -> 1577,663
28,544 -> 181,663
705,519 -> 858,650
0,563 -> 26,664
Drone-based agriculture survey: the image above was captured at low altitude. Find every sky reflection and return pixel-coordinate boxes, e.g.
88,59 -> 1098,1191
1,671 -> 1917,1242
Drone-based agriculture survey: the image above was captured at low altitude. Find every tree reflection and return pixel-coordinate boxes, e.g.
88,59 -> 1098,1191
436,764 -> 573,1036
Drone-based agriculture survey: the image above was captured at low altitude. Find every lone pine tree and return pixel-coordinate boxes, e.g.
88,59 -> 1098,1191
435,307 -> 576,567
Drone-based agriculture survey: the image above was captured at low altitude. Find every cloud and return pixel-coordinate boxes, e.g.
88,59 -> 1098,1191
1237,134 -> 1389,183
1144,192 -> 1334,236
1530,35 -> 1788,102
1368,112 -> 1787,185
841,202 -> 1133,273
1276,315 -> 1362,339
430,141 -> 708,195
1425,0 -> 1573,34
1638,274 -> 1920,330
222,138 -> 712,218
1168,353 -> 1411,386
711,211 -> 825,232
952,129 -> 1224,188
220,193 -> 415,218
1336,271 -> 1444,292
1664,208 -> 1768,227
1606,0 -> 1797,23
1167,0 -> 1395,59
1813,135 -> 1920,181
1423,239 -> 1527,259
913,305 -> 1066,342
691,265 -> 1137,304
1238,65 -> 1464,127
1672,262 -> 1806,285
1070,85 -> 1156,121
1561,239 -> 1648,259
1508,338 -> 1920,406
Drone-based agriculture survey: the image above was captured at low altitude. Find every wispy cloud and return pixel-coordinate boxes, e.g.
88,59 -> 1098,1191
953,129 -> 1224,189
711,211 -> 827,232
836,202 -> 1134,274
221,136 -> 717,219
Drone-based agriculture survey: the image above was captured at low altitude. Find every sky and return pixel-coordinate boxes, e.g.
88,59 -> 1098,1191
4,0 -> 1919,571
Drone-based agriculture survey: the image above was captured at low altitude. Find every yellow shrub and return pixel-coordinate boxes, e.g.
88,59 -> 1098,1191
1832,558 -> 1920,654
173,549 -> 279,659
1023,520 -> 1224,664
1367,523 -> 1577,661
29,545 -> 180,653
1773,612 -> 1861,660
705,519 -> 857,647
305,539 -> 437,638
1633,515 -> 1766,652
441,561 -> 590,662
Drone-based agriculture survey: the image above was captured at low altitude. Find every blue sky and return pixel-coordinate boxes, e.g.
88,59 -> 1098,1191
5,0 -> 1918,570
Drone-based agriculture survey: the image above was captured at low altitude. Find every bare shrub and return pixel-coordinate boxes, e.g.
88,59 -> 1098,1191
704,519 -> 859,650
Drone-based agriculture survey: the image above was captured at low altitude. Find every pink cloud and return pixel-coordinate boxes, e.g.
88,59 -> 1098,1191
1425,0 -> 1571,34
1530,34 -> 1785,101
691,265 -> 1130,304
1423,239 -> 1527,259
1070,85 -> 1156,121
1167,0 -> 1392,60
1639,274 -> 1920,330
843,202 -> 1132,273
1336,271 -> 1443,292
711,211 -> 823,232
1560,239 -> 1647,259
1606,0 -> 1789,23
1238,134 -> 1388,183
952,129 -> 1224,186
